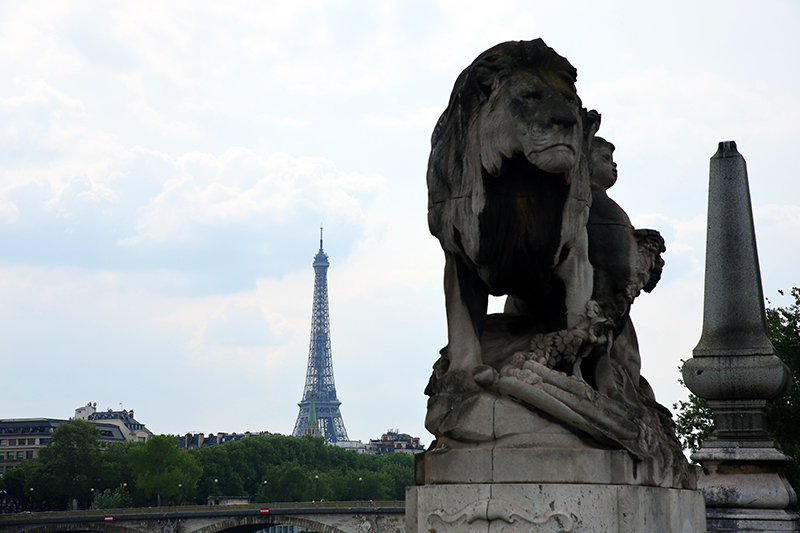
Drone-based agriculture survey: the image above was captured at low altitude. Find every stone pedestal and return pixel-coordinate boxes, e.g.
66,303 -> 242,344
408,432 -> 707,532
407,483 -> 706,533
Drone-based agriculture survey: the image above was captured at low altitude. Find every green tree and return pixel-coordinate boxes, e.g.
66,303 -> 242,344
765,288 -> 800,491
129,435 -> 202,506
98,441 -> 139,506
672,379 -> 713,454
675,288 -> 800,489
91,485 -> 133,509
35,419 -> 103,509
1,460 -> 39,511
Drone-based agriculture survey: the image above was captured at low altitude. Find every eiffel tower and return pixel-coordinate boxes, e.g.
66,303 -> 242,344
292,227 -> 349,442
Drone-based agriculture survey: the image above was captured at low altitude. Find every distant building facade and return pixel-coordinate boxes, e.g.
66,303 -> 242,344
332,430 -> 425,455
365,430 -> 424,455
0,419 -> 61,474
0,403 -> 152,474
178,430 -> 272,450
332,439 -> 370,454
74,402 -> 153,442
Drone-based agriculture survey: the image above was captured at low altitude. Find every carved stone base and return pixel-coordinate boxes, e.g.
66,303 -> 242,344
406,483 -> 706,533
705,509 -> 800,532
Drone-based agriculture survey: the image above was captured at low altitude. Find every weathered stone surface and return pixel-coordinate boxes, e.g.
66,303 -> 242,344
426,38 -> 598,390
706,509 -> 800,532
682,141 -> 799,531
419,439 -> 694,489
493,396 -> 584,442
407,483 -> 706,533
692,140 -> 776,358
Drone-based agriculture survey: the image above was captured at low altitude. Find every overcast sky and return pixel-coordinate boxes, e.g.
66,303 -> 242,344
1,1 -> 798,445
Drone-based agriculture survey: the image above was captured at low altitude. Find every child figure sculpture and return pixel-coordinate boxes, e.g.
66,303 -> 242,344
586,137 -> 665,404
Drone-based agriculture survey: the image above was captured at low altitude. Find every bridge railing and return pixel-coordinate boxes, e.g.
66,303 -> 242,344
0,501 -> 405,520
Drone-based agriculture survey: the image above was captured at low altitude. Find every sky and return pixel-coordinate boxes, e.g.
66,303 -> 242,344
1,1 -> 798,446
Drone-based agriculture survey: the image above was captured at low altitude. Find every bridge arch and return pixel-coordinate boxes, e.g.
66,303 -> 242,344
12,523 -> 139,533
192,515 -> 347,533
11,517 -> 348,533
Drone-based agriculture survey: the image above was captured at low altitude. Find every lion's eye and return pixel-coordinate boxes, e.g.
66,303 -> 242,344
521,90 -> 542,100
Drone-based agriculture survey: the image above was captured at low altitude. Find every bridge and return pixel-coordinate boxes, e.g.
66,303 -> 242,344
0,502 -> 406,533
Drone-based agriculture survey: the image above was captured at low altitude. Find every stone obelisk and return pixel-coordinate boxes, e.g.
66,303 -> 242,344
683,141 -> 798,532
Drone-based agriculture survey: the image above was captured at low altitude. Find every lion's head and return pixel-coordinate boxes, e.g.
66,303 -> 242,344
428,39 -> 599,259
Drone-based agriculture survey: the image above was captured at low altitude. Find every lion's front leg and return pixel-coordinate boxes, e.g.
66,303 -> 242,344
443,252 -> 487,386
556,228 -> 594,330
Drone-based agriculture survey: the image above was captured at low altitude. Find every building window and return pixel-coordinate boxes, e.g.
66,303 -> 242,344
16,451 -> 24,460
0,439 -> 6,446
39,438 -> 49,445
27,438 -> 36,445
26,451 -> 33,459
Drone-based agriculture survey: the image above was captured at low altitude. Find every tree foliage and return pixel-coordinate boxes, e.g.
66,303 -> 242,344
129,436 -> 202,506
673,377 -> 713,454
0,432 -> 416,511
91,485 -> 133,509
188,435 -> 414,503
765,288 -> 800,491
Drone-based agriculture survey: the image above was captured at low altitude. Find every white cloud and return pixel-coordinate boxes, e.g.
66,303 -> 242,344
127,99 -> 200,138
121,150 -> 385,245
263,114 -> 310,128
363,106 -> 444,131
756,204 -> 800,238
584,69 -> 800,161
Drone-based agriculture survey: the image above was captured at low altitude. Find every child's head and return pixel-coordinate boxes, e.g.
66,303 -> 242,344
591,137 -> 617,190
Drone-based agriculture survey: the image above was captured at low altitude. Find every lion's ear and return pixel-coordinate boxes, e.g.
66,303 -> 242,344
472,53 -> 508,98
472,60 -> 497,99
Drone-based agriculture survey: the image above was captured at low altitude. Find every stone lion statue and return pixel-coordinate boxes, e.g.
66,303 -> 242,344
427,38 -> 600,391
423,39 -> 693,489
